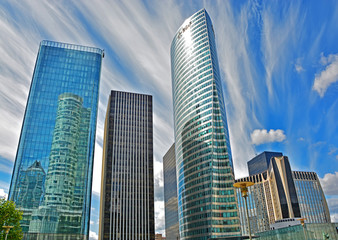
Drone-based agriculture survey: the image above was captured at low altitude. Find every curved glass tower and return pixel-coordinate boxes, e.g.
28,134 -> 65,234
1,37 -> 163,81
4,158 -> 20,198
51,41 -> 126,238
171,9 -> 240,239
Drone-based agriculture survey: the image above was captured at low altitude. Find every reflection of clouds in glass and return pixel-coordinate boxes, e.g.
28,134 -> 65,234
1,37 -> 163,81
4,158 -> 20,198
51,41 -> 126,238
8,41 -> 103,237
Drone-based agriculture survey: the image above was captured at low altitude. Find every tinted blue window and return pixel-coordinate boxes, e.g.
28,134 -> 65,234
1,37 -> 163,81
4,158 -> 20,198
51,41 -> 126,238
9,40 -> 103,238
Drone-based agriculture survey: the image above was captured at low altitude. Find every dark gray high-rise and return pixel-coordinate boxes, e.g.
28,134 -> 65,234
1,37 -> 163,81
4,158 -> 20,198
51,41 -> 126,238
99,90 -> 155,240
163,143 -> 179,240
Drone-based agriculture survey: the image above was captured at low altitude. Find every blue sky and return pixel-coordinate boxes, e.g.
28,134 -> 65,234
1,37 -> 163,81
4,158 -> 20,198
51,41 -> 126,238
0,0 -> 337,238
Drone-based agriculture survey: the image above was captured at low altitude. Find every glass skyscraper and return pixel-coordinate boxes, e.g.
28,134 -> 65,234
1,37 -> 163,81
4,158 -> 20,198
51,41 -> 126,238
99,90 -> 155,240
8,40 -> 103,239
171,9 -> 240,239
163,143 -> 179,240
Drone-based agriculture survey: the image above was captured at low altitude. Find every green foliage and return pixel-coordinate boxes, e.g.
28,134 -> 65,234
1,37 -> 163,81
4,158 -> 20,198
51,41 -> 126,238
0,198 -> 23,240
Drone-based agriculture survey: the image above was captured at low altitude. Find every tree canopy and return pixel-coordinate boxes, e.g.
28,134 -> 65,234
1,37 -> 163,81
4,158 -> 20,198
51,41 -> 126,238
0,198 -> 23,240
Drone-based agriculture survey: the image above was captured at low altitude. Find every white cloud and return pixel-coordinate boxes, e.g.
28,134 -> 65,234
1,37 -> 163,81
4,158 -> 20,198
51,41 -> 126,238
251,129 -> 286,145
154,168 -> 164,201
313,53 -> 338,97
0,189 -> 8,199
155,200 -> 165,235
295,64 -> 304,73
294,58 -> 305,73
319,172 -> 338,196
89,230 -> 98,240
331,212 -> 338,222
326,198 -> 338,222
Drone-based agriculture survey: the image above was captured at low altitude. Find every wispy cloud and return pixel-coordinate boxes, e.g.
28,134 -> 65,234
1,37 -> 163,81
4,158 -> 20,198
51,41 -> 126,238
261,1 -> 305,100
294,58 -> 305,73
313,53 -> 338,97
251,129 -> 286,145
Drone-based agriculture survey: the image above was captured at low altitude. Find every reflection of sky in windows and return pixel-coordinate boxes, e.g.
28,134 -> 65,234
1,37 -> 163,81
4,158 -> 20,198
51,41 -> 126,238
9,41 -> 103,236
294,177 -> 328,223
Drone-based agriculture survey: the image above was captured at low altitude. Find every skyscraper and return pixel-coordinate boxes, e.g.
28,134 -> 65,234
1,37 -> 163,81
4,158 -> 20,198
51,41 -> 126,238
99,90 -> 155,240
171,9 -> 240,239
8,40 -> 103,239
163,143 -> 179,240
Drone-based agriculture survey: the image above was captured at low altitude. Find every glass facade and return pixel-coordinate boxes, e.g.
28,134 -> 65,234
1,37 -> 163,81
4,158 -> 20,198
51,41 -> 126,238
8,40 -> 103,239
247,151 -> 283,176
257,223 -> 338,240
171,9 -> 240,239
293,171 -> 331,223
99,90 -> 155,240
163,143 -> 180,240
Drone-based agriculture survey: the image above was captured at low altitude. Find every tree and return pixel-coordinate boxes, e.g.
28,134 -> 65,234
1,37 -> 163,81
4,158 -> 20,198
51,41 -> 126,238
0,198 -> 23,240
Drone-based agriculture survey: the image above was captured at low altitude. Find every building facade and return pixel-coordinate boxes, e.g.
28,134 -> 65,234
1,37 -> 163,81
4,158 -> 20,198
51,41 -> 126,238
236,154 -> 331,236
99,90 -> 155,240
8,40 -> 103,239
293,171 -> 331,223
171,9 -> 240,239
163,143 -> 179,240
247,151 -> 283,176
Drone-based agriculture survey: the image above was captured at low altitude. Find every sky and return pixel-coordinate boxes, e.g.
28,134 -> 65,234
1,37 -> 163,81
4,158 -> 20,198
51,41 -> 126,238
0,0 -> 337,238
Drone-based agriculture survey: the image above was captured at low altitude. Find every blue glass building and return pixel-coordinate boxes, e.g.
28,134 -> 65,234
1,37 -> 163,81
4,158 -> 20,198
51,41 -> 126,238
171,9 -> 240,239
8,40 -> 103,239
247,151 -> 283,176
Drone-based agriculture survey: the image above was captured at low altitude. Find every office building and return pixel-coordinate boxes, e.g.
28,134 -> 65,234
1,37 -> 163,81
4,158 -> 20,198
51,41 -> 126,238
293,171 -> 331,223
163,143 -> 179,240
171,9 -> 240,239
247,151 -> 282,176
8,40 -> 103,239
236,153 -> 331,236
99,90 -> 155,240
